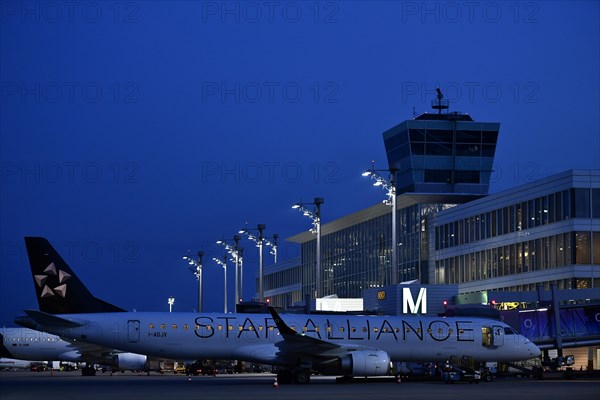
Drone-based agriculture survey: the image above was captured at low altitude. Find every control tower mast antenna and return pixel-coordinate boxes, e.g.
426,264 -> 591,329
432,88 -> 449,114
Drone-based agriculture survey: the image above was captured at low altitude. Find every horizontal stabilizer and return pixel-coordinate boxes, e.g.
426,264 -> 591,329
23,309 -> 83,328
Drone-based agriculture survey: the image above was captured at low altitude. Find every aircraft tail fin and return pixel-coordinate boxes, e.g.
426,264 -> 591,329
24,237 -> 125,314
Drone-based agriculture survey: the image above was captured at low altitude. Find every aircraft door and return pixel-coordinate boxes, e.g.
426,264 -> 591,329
492,325 -> 504,346
127,320 -> 140,343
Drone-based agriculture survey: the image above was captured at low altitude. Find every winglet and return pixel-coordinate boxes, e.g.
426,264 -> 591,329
268,307 -> 298,337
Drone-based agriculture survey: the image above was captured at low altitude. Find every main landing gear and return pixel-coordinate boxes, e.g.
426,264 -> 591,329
276,369 -> 311,384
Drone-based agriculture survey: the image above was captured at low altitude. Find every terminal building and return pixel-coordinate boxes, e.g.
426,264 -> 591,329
260,97 -> 600,369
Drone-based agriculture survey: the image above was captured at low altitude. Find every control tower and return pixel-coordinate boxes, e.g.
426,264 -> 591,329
383,89 -> 500,195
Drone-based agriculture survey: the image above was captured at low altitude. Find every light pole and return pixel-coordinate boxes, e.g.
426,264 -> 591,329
217,235 -> 241,305
183,251 -> 204,312
213,255 -> 228,313
168,297 -> 175,312
264,234 -> 279,263
362,162 -> 398,285
239,224 -> 266,302
292,197 -> 324,298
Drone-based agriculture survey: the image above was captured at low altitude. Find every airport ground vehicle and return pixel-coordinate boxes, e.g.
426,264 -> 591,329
441,363 -> 481,383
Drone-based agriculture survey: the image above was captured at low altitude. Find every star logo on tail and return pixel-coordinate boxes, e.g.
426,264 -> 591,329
35,262 -> 71,298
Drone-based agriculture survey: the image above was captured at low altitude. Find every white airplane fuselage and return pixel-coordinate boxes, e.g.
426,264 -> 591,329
1,327 -> 79,361
28,311 -> 540,368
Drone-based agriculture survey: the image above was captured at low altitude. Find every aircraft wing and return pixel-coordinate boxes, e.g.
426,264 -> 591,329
268,307 -> 373,360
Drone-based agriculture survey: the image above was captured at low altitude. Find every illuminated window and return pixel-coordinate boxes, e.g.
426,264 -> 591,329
217,325 -> 223,331
373,328 -> 379,333
149,324 -> 155,329
195,325 -> 200,330
183,324 -> 189,331
258,326 -> 263,331
238,326 -> 243,331
339,327 -> 345,333
160,324 -> 166,330
172,324 -> 177,329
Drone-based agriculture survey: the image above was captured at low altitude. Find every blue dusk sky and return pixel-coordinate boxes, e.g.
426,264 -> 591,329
1,1 -> 599,323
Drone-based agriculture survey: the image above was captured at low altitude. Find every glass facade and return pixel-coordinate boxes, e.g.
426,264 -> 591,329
298,202 -> 455,299
433,189 -> 594,250
432,176 -> 600,292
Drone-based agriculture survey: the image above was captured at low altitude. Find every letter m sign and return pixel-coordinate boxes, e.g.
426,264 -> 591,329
402,288 -> 427,314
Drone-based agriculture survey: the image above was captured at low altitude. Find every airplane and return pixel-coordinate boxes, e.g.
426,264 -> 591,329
16,237 -> 541,384
0,357 -> 45,370
0,326 -> 148,375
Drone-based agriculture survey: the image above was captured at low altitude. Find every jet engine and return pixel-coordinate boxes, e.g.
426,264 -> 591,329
113,353 -> 147,370
339,350 -> 390,376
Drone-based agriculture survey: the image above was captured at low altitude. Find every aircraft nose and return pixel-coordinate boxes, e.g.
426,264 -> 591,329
529,342 -> 541,358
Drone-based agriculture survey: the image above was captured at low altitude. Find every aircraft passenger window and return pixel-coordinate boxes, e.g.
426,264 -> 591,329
258,326 -> 263,331
195,325 -> 200,330
339,327 -> 345,333
238,326 -> 243,331
374,328 -> 379,333
303,327 -> 308,332
352,327 -> 357,333
217,325 -> 222,331
172,324 -> 177,329
183,324 -> 189,330
160,324 -> 166,330
405,328 -> 410,333
149,324 -> 155,329
315,327 -> 320,332
449,329 -> 453,334
362,327 -> 368,333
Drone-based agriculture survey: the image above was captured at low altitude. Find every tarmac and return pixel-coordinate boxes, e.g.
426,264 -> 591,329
0,371 -> 599,400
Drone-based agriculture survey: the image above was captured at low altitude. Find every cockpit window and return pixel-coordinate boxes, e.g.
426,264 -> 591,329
504,327 -> 516,335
